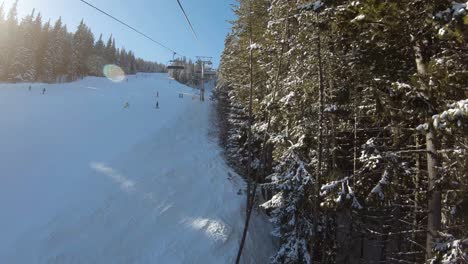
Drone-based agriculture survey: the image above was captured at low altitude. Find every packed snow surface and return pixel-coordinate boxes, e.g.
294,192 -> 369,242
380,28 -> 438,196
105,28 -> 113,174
0,73 -> 274,263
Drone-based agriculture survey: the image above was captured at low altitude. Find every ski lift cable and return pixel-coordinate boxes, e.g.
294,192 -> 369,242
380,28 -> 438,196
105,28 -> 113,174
175,0 -> 198,41
78,0 -> 183,56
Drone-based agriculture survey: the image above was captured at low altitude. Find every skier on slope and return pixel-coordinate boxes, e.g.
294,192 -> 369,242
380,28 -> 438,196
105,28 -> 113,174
42,88 -> 46,94
28,85 -> 31,91
155,100 -> 159,109
124,101 -> 130,108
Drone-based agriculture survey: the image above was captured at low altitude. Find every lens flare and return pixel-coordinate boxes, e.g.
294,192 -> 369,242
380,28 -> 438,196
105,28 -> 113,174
103,64 -> 126,82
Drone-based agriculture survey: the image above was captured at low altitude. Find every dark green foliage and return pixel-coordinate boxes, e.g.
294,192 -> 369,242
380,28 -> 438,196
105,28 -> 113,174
217,0 -> 467,263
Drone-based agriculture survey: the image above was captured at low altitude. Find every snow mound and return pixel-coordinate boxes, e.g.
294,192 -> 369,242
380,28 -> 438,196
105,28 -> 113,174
186,217 -> 232,244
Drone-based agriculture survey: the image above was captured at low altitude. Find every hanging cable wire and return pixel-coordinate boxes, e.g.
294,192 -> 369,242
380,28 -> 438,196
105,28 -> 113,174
175,0 -> 198,41
78,0 -> 181,56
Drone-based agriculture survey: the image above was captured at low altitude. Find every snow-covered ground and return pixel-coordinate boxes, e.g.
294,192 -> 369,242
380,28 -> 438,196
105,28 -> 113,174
0,73 -> 274,263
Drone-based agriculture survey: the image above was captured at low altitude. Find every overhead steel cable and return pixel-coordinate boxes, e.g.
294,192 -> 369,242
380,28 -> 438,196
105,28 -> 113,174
175,0 -> 198,41
78,0 -> 181,56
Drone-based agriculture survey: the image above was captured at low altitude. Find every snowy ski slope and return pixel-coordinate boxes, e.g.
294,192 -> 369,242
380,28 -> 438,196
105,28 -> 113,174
0,73 -> 274,263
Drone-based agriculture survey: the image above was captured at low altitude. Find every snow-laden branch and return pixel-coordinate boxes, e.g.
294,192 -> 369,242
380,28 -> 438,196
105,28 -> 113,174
417,99 -> 468,133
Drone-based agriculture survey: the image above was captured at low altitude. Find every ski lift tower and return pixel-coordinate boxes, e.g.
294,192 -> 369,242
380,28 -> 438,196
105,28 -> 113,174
196,56 -> 212,102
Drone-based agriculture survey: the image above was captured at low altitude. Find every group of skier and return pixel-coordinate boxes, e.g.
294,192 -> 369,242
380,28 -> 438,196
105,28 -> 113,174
123,90 -> 160,109
28,84 -> 163,110
28,85 -> 46,94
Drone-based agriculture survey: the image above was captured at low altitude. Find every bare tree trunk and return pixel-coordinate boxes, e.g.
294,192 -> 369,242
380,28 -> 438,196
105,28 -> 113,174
412,134 -> 421,262
235,17 -> 255,264
414,41 -> 441,262
353,87 -> 358,177
236,6 -> 289,262
425,126 -> 441,261
311,11 -> 325,263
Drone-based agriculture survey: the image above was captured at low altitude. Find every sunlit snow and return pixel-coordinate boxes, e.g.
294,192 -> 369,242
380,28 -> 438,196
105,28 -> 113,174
0,73 -> 275,263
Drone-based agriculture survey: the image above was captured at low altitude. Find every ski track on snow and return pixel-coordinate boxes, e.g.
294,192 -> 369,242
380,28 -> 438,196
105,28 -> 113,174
0,73 -> 275,263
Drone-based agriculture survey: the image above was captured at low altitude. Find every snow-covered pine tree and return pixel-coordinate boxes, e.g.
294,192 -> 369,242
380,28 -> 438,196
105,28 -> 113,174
44,18 -> 65,82
87,33 -> 106,77
34,15 -> 50,81
70,20 -> 94,80
0,4 -> 163,83
9,9 -> 37,81
0,2 -> 7,78
3,0 -> 19,80
105,35 -> 117,65
218,0 -> 467,263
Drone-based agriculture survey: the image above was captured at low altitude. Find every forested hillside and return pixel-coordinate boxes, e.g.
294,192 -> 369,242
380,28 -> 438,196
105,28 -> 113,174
216,1 -> 467,263
0,1 -> 165,83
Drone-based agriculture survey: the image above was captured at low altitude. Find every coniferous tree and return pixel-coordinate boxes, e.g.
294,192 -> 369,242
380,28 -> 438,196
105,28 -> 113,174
217,1 -> 467,263
0,2 -> 7,77
0,2 -> 166,83
4,0 -> 19,80
10,9 -> 37,81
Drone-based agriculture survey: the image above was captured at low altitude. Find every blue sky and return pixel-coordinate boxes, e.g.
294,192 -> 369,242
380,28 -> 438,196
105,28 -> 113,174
3,0 -> 235,67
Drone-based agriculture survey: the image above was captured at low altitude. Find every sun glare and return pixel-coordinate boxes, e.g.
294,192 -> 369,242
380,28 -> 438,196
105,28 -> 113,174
103,64 -> 126,83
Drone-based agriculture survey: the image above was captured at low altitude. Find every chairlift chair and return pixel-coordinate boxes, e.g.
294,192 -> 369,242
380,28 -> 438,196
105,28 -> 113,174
204,70 -> 217,76
167,52 -> 185,70
167,61 -> 185,70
